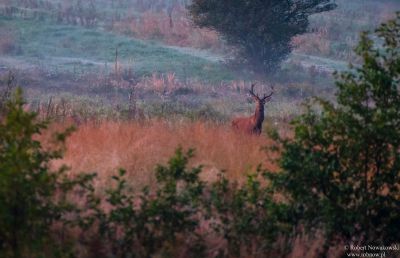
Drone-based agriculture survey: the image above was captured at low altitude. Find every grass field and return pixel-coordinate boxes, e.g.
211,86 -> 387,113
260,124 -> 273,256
0,16 -> 234,82
45,120 -> 278,189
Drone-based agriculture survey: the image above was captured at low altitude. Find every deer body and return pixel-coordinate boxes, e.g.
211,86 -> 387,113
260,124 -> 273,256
232,102 -> 265,134
232,84 -> 273,135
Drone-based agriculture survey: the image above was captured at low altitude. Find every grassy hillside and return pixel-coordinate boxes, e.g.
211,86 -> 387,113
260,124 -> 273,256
1,0 -> 399,122
0,16 -> 233,82
293,0 -> 400,62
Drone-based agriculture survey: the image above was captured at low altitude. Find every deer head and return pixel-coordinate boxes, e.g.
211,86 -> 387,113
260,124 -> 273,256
232,83 -> 274,135
248,83 -> 274,104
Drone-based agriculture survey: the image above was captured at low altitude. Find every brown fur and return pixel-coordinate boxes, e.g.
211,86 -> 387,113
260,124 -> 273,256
232,84 -> 273,135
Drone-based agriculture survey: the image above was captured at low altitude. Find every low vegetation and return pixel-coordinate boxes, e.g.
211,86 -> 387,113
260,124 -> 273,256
51,120 -> 275,187
267,13 -> 400,254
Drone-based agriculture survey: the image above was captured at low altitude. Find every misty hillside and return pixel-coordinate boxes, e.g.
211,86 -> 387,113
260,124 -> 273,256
1,0 -> 398,122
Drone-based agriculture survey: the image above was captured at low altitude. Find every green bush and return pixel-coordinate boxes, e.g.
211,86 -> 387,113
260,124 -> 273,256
80,148 -> 206,258
77,150 -> 294,258
208,170 -> 293,257
267,12 -> 400,254
0,88 -> 94,258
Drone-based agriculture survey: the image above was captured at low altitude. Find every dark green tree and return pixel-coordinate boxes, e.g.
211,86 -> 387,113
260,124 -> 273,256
267,12 -> 400,254
0,88 -> 94,258
188,0 -> 337,75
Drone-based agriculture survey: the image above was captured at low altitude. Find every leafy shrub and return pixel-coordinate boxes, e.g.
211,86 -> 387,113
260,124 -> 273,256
266,12 -> 400,254
208,170 -> 293,257
80,148 -> 206,258
76,149 -> 295,258
0,88 -> 94,258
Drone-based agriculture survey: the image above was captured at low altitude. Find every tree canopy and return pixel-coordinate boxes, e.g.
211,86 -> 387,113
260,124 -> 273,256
267,12 -> 400,252
188,0 -> 337,75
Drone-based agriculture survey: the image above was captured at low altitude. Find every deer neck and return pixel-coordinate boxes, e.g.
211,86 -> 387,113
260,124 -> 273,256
253,102 -> 264,126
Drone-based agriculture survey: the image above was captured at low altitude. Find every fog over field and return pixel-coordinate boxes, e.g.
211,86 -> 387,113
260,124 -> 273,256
1,0 -> 399,122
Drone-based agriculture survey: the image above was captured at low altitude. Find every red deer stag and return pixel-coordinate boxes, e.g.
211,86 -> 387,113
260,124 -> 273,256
232,83 -> 274,135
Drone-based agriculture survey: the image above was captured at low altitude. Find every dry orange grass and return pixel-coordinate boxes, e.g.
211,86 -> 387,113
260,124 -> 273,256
50,120 -> 278,189
114,8 -> 221,49
45,120 -> 346,258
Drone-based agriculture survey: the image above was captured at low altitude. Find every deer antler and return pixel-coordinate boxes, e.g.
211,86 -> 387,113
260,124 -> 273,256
261,86 -> 274,102
248,83 -> 259,99
249,83 -> 274,102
